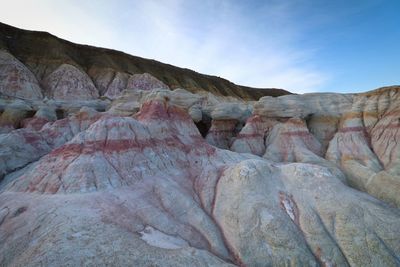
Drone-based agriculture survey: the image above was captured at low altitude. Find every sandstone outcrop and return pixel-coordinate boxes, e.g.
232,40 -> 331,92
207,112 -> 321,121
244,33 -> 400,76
126,73 -> 169,91
230,115 -> 277,156
89,68 -> 169,99
1,96 -> 400,266
0,51 -> 43,100
0,22 -> 290,100
42,64 -> 99,100
20,106 -> 57,131
326,89 -> 400,207
0,100 -> 34,133
0,107 -> 101,180
263,118 -> 324,163
0,23 -> 400,267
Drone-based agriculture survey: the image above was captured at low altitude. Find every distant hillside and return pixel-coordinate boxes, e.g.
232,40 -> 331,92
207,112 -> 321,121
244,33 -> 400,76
0,22 -> 291,100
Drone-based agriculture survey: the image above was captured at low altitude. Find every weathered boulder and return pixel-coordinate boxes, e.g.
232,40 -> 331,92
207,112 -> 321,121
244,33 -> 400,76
205,119 -> 238,149
0,107 -> 101,180
230,115 -> 277,156
254,93 -> 353,118
278,163 -> 400,266
42,64 -> 99,100
253,93 -> 353,154
0,100 -> 34,133
367,87 -> 400,176
204,103 -> 251,149
306,114 -> 340,152
108,88 -> 203,117
0,50 -> 43,100
264,118 -> 324,163
127,73 -> 169,91
103,72 -> 131,99
88,67 -> 135,99
213,160 -> 318,266
20,106 -> 57,131
326,91 -> 400,207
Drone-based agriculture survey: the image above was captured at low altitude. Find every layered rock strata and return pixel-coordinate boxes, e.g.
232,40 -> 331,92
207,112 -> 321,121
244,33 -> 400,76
0,23 -> 400,267
1,95 -> 400,266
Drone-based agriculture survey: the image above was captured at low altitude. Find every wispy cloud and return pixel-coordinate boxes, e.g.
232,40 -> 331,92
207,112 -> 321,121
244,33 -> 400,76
0,0 -> 329,93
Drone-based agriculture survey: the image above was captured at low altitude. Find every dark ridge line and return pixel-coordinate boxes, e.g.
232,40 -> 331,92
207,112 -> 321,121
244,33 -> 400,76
0,21 -> 292,100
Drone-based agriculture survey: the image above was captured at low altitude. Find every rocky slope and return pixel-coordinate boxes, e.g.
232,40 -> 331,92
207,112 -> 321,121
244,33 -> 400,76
0,22 -> 290,101
0,24 -> 400,267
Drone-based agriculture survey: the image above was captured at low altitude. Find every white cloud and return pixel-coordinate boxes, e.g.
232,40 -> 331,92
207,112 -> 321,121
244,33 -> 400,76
0,0 -> 118,47
0,0 -> 329,93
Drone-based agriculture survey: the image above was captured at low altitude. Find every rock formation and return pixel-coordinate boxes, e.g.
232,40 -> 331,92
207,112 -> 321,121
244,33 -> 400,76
0,51 -> 43,100
0,23 -> 400,267
42,64 -> 99,100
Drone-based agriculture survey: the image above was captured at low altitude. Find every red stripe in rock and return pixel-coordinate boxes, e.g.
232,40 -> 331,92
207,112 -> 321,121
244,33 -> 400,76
281,131 -> 312,137
49,135 -> 212,157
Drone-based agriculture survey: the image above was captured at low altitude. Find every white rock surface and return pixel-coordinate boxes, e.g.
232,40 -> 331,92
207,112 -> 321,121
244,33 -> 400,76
139,226 -> 189,249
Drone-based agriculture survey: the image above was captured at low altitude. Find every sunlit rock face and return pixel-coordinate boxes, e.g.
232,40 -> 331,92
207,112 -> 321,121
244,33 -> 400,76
1,31 -> 400,266
326,88 -> 400,207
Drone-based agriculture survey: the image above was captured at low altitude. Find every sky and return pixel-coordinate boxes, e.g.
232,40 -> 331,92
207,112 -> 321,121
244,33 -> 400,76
0,0 -> 399,93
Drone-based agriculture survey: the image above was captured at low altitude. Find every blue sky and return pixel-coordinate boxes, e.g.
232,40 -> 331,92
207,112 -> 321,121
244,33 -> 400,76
0,0 -> 399,93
